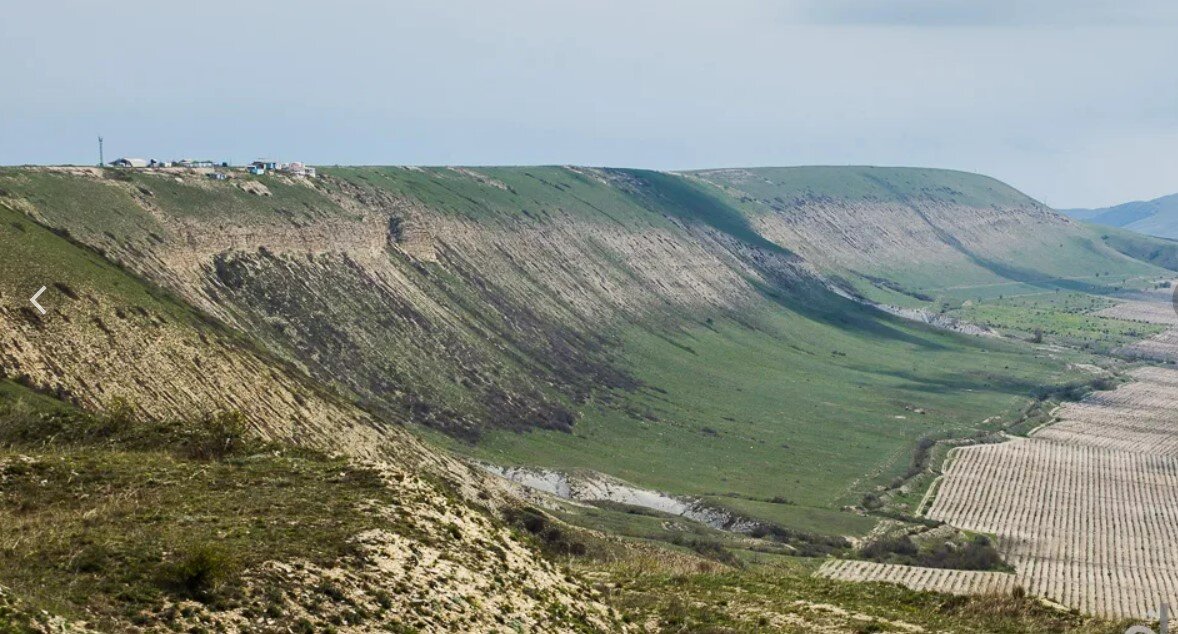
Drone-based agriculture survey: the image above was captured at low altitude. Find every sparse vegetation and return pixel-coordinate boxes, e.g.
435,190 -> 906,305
0,385 -> 400,628
158,542 -> 240,601
505,506 -> 590,558
602,558 -> 1130,633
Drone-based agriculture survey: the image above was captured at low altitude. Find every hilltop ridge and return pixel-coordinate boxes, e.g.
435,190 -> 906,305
1064,192 -> 1178,239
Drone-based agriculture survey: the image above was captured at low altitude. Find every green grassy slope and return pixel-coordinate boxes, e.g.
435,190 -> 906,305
0,385 -> 395,629
690,166 -> 1037,208
1091,222 -> 1178,270
466,296 -> 1089,522
691,166 -> 1169,304
0,378 -> 625,633
0,165 -> 1166,544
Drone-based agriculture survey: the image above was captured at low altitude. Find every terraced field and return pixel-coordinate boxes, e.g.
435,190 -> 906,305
1035,367 -> 1178,454
816,560 -> 1018,595
1097,299 -> 1178,325
1121,329 -> 1178,362
823,366 -> 1178,617
1103,287 -> 1178,361
923,365 -> 1178,618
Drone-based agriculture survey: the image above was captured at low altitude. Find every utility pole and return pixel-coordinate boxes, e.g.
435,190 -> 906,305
98,135 -> 104,167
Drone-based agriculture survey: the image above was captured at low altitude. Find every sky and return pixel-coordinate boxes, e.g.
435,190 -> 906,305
1,0 -> 1176,208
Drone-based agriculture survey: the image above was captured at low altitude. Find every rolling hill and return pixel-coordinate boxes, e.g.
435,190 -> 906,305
1064,192 -> 1178,239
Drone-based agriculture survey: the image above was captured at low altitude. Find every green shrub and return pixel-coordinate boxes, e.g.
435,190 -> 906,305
504,507 -> 589,557
668,534 -> 741,567
159,543 -> 239,601
181,410 -> 251,461
861,493 -> 884,510
857,533 -> 1008,571
859,535 -> 918,562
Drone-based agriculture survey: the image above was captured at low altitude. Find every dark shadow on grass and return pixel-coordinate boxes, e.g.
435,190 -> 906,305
750,277 -> 953,352
612,169 -> 795,257
846,365 -> 1054,398
860,172 -> 1130,297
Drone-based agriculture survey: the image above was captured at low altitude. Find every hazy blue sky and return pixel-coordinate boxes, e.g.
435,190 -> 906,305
2,0 -> 1175,207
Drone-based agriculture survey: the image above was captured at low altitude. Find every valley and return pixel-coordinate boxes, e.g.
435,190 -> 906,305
1,163 -> 1175,631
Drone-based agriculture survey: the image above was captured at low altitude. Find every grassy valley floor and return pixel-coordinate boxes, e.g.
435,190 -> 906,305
459,298 -> 1099,538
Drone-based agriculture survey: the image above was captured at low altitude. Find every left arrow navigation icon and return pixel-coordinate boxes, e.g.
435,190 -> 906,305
30,286 -> 47,315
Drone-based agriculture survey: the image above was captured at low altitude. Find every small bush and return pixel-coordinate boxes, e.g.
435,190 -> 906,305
505,507 -> 589,557
861,492 -> 884,510
859,535 -> 918,561
159,543 -> 239,601
181,410 -> 251,461
857,533 -> 1008,571
102,168 -> 134,182
70,543 -> 112,573
748,522 -> 849,557
668,534 -> 741,567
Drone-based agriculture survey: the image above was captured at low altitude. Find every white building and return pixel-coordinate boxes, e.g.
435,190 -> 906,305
281,161 -> 317,178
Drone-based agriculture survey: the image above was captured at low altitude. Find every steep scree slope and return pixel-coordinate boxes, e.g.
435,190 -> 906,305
1,167 -> 815,440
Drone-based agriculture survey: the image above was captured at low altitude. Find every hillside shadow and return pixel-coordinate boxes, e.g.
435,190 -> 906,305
615,169 -> 795,257
859,173 -> 1129,296
750,278 -> 951,351
851,366 -> 1053,397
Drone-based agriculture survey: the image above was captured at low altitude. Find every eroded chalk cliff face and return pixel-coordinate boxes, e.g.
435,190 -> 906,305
0,165 -> 1129,442
749,198 -> 1059,270
0,192 -> 623,634
688,166 -> 1100,295
1,167 -> 819,439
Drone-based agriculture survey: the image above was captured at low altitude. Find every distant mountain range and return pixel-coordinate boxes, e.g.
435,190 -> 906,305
1064,193 -> 1178,239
